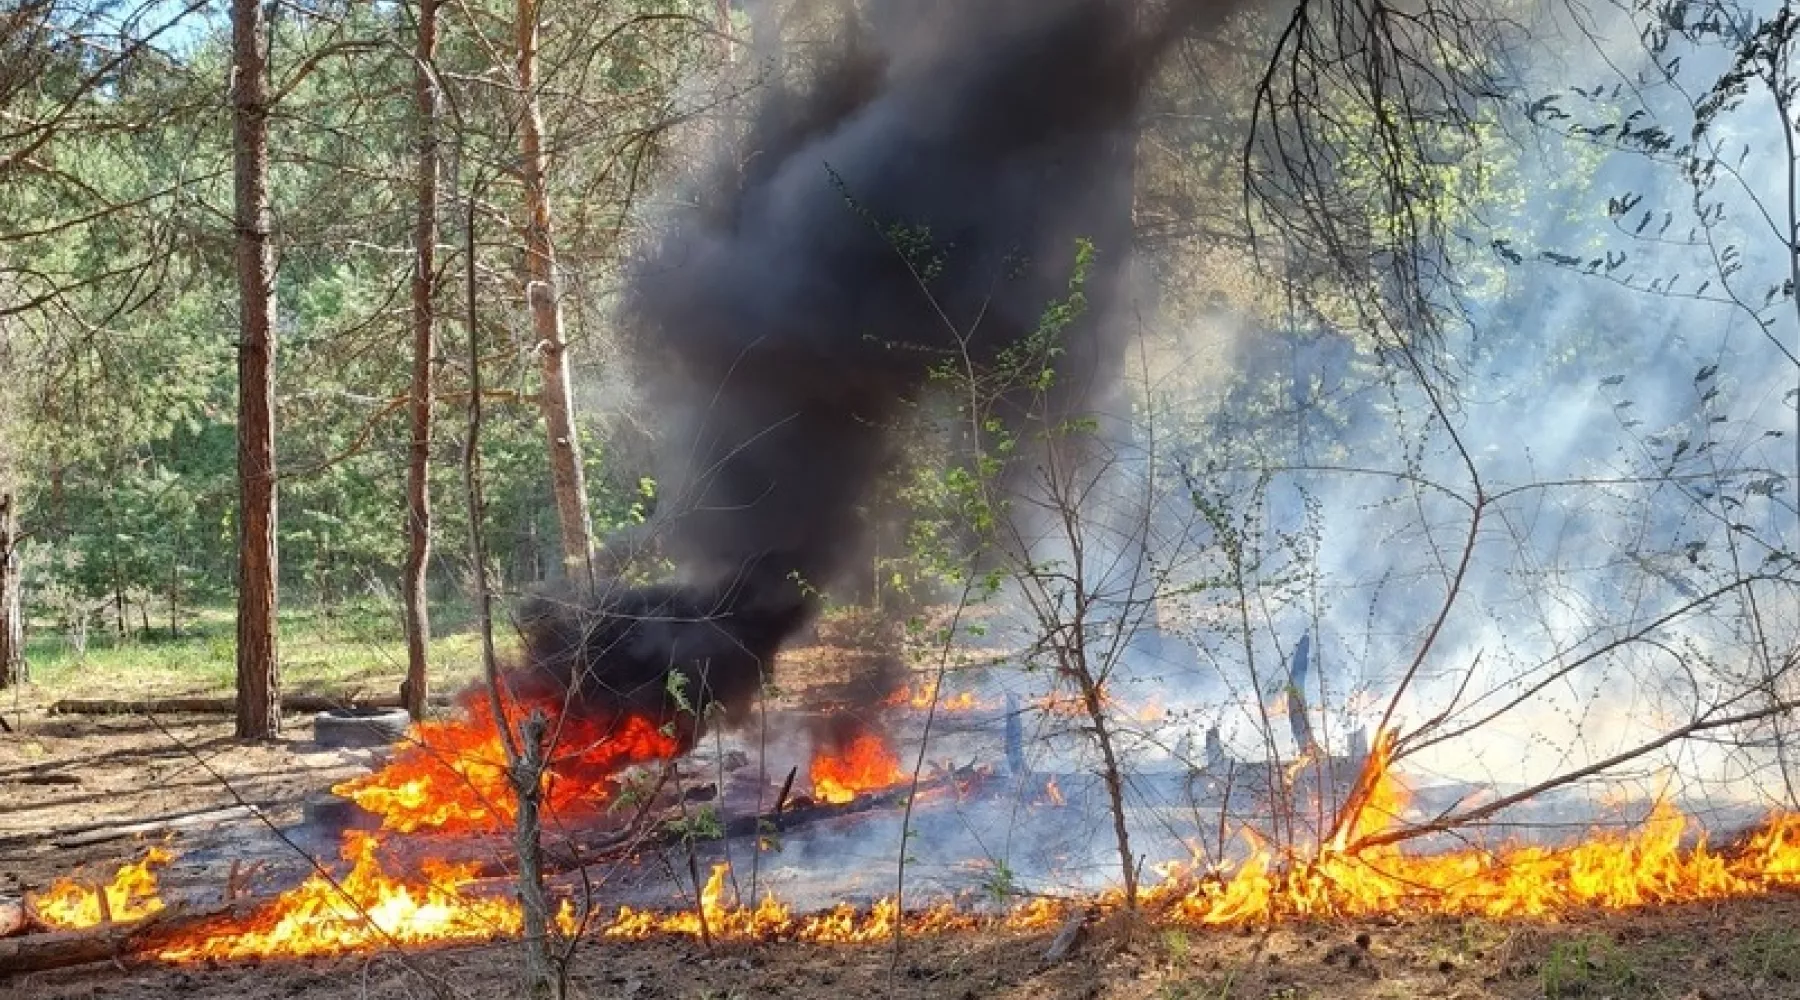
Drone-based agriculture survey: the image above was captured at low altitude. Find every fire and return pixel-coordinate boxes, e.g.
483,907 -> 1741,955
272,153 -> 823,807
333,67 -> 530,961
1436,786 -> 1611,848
40,722 -> 1800,962
332,700 -> 683,833
1144,731 -> 1800,926
604,862 -> 792,940
810,730 -> 907,804
32,847 -> 172,929
156,831 -> 577,961
883,680 -> 981,713
1325,727 -> 1404,852
602,863 -> 977,943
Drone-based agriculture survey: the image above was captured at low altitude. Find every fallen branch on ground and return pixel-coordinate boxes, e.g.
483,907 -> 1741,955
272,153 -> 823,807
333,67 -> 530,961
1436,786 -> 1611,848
0,898 -> 260,975
0,801 -> 285,851
54,804 -> 264,849
497,769 -> 976,880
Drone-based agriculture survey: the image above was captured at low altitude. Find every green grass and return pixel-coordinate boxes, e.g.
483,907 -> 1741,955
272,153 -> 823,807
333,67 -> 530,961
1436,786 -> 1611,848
1732,926 -> 1800,982
19,599 -> 495,701
1541,934 -> 1640,998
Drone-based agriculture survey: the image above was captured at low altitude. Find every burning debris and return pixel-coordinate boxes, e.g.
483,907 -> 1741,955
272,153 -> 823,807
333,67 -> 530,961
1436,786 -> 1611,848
30,848 -> 171,931
808,726 -> 907,805
24,738 -> 1800,968
330,689 -> 683,834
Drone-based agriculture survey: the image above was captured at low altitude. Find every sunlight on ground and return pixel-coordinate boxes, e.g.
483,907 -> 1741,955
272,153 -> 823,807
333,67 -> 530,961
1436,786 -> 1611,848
17,601 -> 495,702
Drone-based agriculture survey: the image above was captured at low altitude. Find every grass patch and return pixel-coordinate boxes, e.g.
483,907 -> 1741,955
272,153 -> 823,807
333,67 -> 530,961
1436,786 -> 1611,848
18,599 -> 497,701
1732,926 -> 1800,982
1541,934 -> 1640,998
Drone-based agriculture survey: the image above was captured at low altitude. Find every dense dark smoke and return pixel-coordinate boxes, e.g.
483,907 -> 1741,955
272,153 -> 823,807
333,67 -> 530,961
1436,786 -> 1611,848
514,0 -> 1225,733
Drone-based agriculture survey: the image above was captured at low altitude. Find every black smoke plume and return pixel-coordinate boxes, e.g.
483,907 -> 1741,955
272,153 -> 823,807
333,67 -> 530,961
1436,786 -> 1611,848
513,0 -> 1224,735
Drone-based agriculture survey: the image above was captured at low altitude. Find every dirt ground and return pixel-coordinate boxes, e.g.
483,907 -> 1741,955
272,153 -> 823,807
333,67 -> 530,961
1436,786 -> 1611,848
8,711 -> 1800,998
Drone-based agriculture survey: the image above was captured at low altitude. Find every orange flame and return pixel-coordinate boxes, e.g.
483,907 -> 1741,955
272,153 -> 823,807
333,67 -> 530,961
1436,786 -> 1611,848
603,863 -> 978,943
883,681 -> 982,713
332,705 -> 682,834
32,847 -> 172,929
604,863 -> 792,940
156,831 -> 577,961
1146,732 -> 1800,925
40,723 -> 1800,959
1326,727 -> 1405,852
810,731 -> 907,804
34,804 -> 1800,959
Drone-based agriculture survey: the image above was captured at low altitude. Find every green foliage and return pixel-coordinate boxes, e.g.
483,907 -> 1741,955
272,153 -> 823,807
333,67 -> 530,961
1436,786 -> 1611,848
21,599 -> 488,695
664,804 -> 723,843
2,0 -> 720,645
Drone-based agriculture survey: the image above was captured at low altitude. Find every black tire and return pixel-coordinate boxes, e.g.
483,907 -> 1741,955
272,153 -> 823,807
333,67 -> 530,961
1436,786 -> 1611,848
302,791 -> 378,831
312,707 -> 411,749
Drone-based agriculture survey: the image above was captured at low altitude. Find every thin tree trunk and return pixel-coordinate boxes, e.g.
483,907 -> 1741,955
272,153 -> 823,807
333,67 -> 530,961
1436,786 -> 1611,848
402,0 -> 442,722
464,180 -> 560,1000
231,0 -> 281,740
0,491 -> 24,689
515,0 -> 592,584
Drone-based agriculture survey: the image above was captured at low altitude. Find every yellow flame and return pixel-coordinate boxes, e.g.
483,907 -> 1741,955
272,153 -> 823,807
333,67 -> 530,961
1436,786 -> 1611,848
32,847 -> 172,929
154,832 -> 576,961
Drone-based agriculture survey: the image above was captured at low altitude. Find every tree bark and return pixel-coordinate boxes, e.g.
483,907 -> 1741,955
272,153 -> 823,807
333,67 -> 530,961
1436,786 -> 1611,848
0,491 -> 24,689
515,0 -> 593,584
403,0 -> 442,722
231,0 -> 281,740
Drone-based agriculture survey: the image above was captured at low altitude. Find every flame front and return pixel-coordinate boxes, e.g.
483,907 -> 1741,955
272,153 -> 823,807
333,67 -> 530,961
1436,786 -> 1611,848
37,724 -> 1800,962
155,831 -> 576,961
332,703 -> 682,833
883,681 -> 982,713
810,731 -> 907,804
1150,733 -> 1800,925
32,847 -> 172,929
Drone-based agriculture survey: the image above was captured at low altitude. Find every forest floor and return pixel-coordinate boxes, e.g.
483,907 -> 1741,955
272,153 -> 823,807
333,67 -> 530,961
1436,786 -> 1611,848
6,606 -> 1800,998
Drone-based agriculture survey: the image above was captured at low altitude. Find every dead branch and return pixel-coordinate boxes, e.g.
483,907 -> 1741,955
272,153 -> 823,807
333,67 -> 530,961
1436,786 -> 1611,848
51,805 -> 263,849
1354,696 -> 1800,854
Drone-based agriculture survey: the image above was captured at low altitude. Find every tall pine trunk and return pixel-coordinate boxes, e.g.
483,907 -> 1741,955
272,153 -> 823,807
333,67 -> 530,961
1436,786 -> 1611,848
515,0 -> 593,584
231,0 -> 281,739
0,491 -> 24,689
402,0 -> 442,722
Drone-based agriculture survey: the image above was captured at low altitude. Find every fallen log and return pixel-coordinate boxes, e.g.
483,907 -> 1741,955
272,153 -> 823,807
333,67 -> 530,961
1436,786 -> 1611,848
54,804 -> 263,849
0,899 -> 25,939
507,774 -> 966,880
0,899 -> 259,976
48,693 -> 452,717
0,801 -> 283,852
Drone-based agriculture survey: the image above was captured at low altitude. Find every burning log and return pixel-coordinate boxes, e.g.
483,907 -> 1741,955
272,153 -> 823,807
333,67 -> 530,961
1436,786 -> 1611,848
0,899 -> 260,975
485,770 -> 974,881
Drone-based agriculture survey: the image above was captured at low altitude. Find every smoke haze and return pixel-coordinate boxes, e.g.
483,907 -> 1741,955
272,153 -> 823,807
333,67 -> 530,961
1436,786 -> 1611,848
520,0 -> 1233,723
